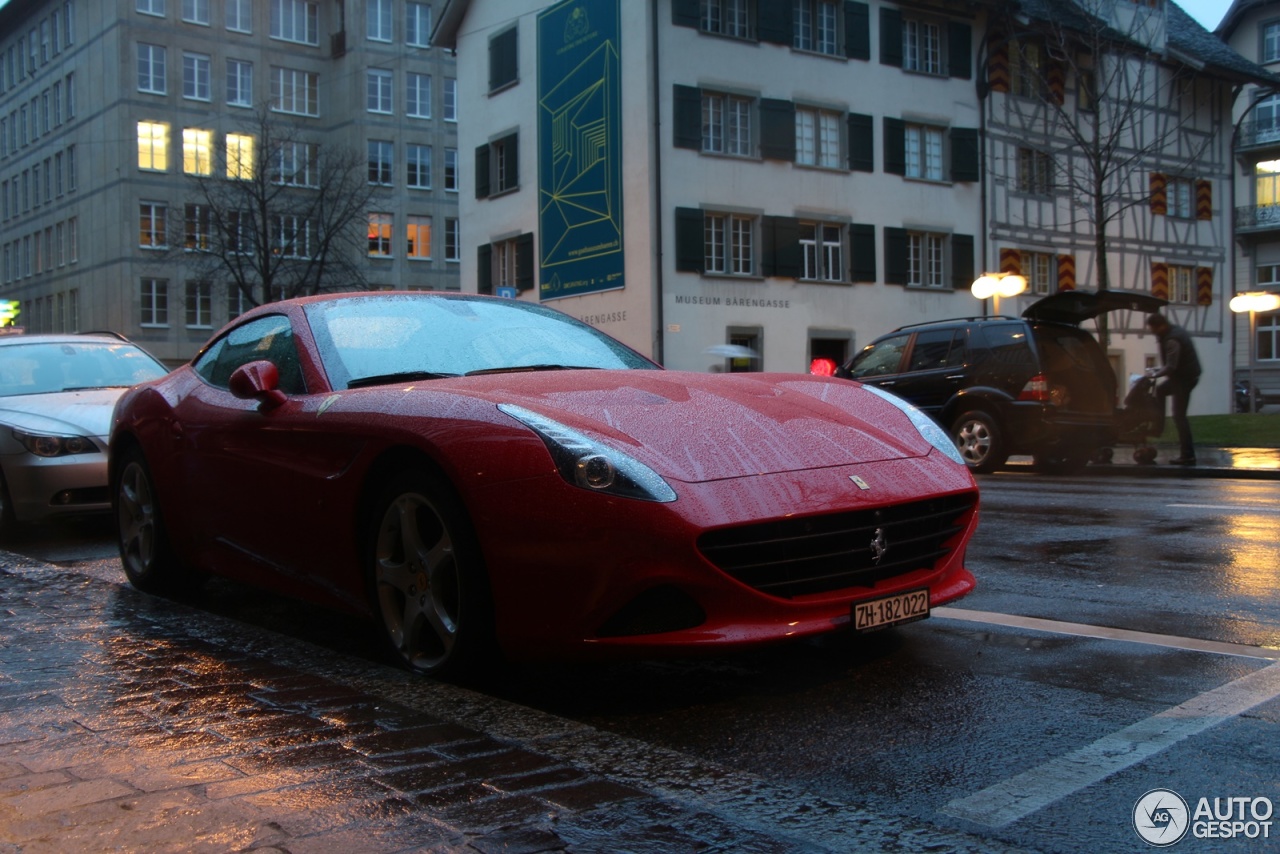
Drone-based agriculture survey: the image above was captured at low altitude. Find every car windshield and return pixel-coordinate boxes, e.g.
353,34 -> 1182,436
0,341 -> 169,397
304,294 -> 658,390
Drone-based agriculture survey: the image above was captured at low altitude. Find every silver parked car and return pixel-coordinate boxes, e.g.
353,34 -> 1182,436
0,332 -> 169,533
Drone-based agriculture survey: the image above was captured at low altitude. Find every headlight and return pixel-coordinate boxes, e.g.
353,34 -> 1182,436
859,385 -> 967,467
498,404 -> 677,502
13,429 -> 100,458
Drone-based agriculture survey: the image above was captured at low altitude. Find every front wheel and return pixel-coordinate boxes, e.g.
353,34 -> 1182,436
115,446 -> 188,593
951,411 -> 1006,473
365,470 -> 495,680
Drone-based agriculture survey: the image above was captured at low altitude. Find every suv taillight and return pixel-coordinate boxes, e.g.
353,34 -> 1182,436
1018,374 -> 1051,402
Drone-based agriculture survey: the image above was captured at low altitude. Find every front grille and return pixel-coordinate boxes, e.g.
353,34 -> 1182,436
697,493 -> 975,599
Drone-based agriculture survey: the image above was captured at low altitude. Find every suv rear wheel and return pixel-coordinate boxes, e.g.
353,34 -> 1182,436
952,411 -> 1006,473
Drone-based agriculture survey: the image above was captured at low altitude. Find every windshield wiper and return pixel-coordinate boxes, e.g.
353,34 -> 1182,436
347,370 -> 458,389
465,364 -> 600,377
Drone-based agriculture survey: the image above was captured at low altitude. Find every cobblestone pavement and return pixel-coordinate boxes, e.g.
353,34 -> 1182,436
0,556 -> 1020,854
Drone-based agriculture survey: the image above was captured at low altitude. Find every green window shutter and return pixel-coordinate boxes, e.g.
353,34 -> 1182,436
476,243 -> 492,294
515,233 -> 535,291
948,22 -> 972,79
950,127 -> 979,183
675,207 -> 704,273
474,144 -> 490,199
847,112 -> 873,172
884,227 -> 908,285
844,2 -> 870,60
488,26 -> 517,91
951,234 -> 974,290
764,216 -> 801,279
757,1 -> 791,45
883,117 -> 905,175
759,98 -> 796,161
879,7 -> 902,68
849,223 -> 876,282
671,0 -> 699,29
673,84 -> 702,150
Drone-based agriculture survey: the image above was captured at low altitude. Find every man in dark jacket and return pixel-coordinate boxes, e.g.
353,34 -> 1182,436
1146,312 -> 1201,465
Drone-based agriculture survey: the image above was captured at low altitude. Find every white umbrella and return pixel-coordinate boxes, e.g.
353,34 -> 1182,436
704,344 -> 759,359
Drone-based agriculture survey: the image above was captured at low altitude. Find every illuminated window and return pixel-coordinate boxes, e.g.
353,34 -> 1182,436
139,202 -> 167,247
137,121 -> 168,171
226,133 -> 254,179
1257,161 -> 1280,207
406,215 -> 431,259
368,212 -> 392,257
183,128 -> 213,175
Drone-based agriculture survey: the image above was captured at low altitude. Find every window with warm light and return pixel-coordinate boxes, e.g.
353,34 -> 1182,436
1256,160 -> 1280,207
183,128 -> 213,175
406,216 -> 431,260
226,133 -> 254,179
368,213 -> 392,257
138,121 -> 168,170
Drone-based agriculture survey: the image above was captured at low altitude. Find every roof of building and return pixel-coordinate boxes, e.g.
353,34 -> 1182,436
1216,0 -> 1268,40
431,0 -> 471,52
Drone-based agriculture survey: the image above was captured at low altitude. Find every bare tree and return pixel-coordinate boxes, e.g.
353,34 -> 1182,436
182,106 -> 377,307
990,0 -> 1215,338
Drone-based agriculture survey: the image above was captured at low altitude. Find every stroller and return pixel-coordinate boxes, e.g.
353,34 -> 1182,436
1114,374 -> 1164,463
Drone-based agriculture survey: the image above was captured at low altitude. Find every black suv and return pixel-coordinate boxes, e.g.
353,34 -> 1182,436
835,290 -> 1166,473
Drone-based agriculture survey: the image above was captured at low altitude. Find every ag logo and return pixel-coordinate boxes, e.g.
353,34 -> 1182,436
1133,788 -> 1189,846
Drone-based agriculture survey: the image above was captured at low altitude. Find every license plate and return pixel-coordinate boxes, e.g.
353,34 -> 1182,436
853,589 -> 930,632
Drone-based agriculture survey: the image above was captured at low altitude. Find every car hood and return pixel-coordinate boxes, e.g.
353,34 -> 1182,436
459,370 -> 940,483
1022,288 -> 1167,325
0,388 -> 124,438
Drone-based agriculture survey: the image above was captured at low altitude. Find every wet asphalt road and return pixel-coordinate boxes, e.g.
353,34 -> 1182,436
6,472 -> 1280,852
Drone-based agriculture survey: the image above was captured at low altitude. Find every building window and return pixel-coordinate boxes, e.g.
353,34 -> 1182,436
368,139 -> 393,185
406,143 -> 431,189
140,202 -> 168,248
444,147 -> 458,191
443,77 -> 457,121
407,2 -> 432,48
795,107 -> 840,168
183,128 -> 213,175
491,238 -> 520,287
1168,264 -> 1194,304
226,0 -> 251,32
1011,40 -> 1044,99
183,52 -> 211,100
445,218 -> 460,262
905,124 -> 943,181
137,121 -> 168,171
907,232 -> 945,288
227,59 -> 252,107
1017,148 -> 1054,195
903,18 -> 941,74
368,213 -> 393,257
793,0 -> 839,55
1026,250 -> 1054,295
406,72 -> 431,118
476,133 -> 518,197
800,222 -> 843,282
705,212 -> 754,276
702,91 -> 752,157
406,216 -> 431,259
140,278 -> 169,327
273,215 -> 314,258
1265,22 -> 1280,63
138,0 -> 165,16
185,280 -> 213,328
224,210 -> 247,254
137,43 -> 166,94
701,0 -> 751,39
489,26 -> 517,92
183,0 -> 209,25
271,0 -> 318,45
273,141 -> 316,186
271,67 -> 318,116
367,0 -> 392,42
367,69 -> 393,114
1168,176 -> 1194,218
184,203 -> 211,250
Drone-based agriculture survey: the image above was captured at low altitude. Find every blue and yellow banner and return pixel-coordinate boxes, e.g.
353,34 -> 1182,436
536,0 -> 623,300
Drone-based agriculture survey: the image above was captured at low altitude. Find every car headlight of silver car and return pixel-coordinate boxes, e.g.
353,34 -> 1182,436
860,385 -> 967,467
12,429 -> 100,458
498,404 -> 677,503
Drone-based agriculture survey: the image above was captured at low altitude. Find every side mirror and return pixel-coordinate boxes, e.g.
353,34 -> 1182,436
228,360 -> 288,411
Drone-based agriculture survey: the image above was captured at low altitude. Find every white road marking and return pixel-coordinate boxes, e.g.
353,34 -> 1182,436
933,607 -> 1280,660
942,661 -> 1280,828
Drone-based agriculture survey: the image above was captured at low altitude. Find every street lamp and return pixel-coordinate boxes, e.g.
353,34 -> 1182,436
1229,291 -> 1280,413
971,272 -> 1028,317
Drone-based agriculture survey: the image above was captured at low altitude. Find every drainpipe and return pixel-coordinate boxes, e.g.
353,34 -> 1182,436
650,0 -> 665,364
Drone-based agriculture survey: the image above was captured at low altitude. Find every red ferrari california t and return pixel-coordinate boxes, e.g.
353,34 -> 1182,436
110,292 -> 978,679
